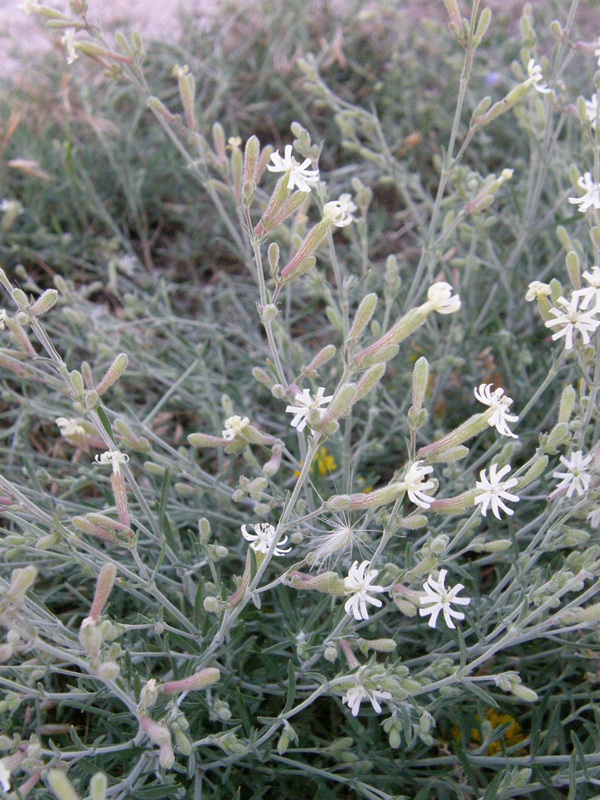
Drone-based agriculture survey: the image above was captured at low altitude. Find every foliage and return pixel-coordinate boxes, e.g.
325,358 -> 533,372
1,1 -> 599,798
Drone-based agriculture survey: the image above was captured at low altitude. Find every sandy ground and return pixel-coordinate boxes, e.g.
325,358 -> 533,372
0,0 -> 220,75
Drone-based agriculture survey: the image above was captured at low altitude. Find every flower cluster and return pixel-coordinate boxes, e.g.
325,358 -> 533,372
474,383 -> 519,438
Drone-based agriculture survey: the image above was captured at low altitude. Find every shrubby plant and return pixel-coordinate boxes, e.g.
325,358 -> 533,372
1,0 -> 599,798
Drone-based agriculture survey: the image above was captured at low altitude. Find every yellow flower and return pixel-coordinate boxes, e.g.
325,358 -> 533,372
294,447 -> 337,478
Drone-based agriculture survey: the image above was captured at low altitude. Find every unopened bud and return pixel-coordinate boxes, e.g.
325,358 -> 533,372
304,344 -> 336,376
540,422 -> 570,454
6,565 -> 37,602
89,773 -> 107,800
159,740 -> 175,769
95,353 -> 128,396
96,661 -> 120,681
318,383 -> 357,427
173,64 -> 196,129
411,356 -> 430,411
140,715 -> 171,746
243,135 -> 260,185
79,617 -> 102,658
89,563 -> 117,622
147,96 -> 180,124
558,385 -> 576,423
328,481 -> 404,511
162,667 -> 220,694
355,364 -> 386,402
47,769 -> 80,800
418,414 -> 487,458
357,638 -> 397,655
348,293 -> 378,342
509,683 -> 538,702
287,571 -> 346,595
29,289 -> 58,317
515,455 -> 548,490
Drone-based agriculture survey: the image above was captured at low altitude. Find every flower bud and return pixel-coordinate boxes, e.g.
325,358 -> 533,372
539,423 -> 570,455
348,293 -> 378,342
515,455 -> 548,490
89,773 -> 107,800
6,565 -> 37,603
303,344 -> 336,376
287,571 -> 346,595
47,769 -> 80,800
355,364 -> 386,402
147,95 -> 180,123
354,307 -> 427,365
411,356 -> 430,411
418,415 -> 487,458
558,385 -> 576,423
96,661 -> 120,681
89,563 -> 117,622
328,481 -> 404,511
79,617 -> 102,658
243,135 -> 260,185
29,289 -> 58,317
357,638 -> 397,655
173,64 -> 196,129
509,683 -> 538,702
95,353 -> 128,396
317,383 -> 357,427
429,491 -> 474,514
159,741 -> 175,769
139,715 -> 171,746
162,667 -> 220,694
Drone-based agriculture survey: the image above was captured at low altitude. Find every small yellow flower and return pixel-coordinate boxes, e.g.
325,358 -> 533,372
294,447 -> 337,478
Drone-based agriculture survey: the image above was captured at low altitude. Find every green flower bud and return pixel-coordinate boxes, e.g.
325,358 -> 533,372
47,769 -> 80,800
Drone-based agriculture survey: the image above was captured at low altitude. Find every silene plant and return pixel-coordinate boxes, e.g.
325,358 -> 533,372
0,0 -> 600,798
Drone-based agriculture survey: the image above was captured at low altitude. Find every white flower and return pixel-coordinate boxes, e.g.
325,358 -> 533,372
342,682 -> 392,716
527,58 -> 551,94
0,760 -> 10,792
544,295 -> 600,350
222,415 -> 250,440
426,282 -> 461,314
419,569 -> 471,629
403,461 -> 436,509
56,416 -> 86,438
323,194 -> 358,227
474,383 -> 519,438
552,451 -> 594,498
585,93 -> 599,128
285,387 -> 333,432
588,506 -> 600,529
343,560 -> 386,620
93,450 -> 129,475
525,280 -> 551,302
574,266 -> 600,311
569,172 -> 600,213
241,523 -> 291,556
474,463 -> 519,519
61,30 -> 79,65
0,199 -> 23,214
267,145 -> 319,193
